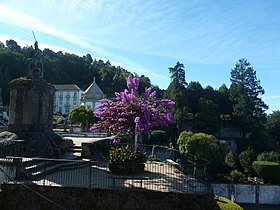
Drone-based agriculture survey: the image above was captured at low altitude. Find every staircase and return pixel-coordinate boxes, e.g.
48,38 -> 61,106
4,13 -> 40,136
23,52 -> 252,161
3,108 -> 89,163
20,158 -> 90,180
60,144 -> 83,160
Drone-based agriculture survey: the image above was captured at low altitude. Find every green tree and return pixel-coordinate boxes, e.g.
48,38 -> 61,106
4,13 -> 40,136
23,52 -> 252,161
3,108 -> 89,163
6,39 -> 21,51
194,97 -> 220,135
186,81 -> 204,117
164,62 -> 188,135
68,105 -> 98,130
0,48 -> 25,105
239,147 -> 255,175
168,61 -> 186,85
138,75 -> 151,94
217,84 -> 233,116
0,41 -> 5,48
265,111 -> 280,150
225,150 -> 239,168
229,58 -> 268,137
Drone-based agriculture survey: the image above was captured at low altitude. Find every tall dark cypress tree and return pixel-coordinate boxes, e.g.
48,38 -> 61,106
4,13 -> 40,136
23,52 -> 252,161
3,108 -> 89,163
229,58 -> 268,137
164,61 -> 187,135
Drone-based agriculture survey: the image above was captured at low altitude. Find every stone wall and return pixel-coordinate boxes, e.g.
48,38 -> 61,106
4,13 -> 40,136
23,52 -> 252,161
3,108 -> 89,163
212,183 -> 280,205
0,184 -> 214,210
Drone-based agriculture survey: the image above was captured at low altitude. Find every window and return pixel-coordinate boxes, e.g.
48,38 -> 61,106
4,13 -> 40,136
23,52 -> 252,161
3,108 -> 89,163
59,98 -> 63,105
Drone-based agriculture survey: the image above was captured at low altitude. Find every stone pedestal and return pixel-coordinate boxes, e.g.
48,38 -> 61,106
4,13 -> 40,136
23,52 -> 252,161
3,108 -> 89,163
8,78 -> 55,132
0,77 -> 73,158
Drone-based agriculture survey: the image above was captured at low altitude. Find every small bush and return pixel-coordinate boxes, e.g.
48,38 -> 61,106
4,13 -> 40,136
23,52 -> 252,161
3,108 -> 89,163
151,130 -> 169,145
252,161 -> 280,183
108,144 -> 147,174
239,147 -> 255,175
230,170 -> 244,183
214,196 -> 243,210
225,151 -> 238,168
177,131 -> 226,173
257,151 -> 280,163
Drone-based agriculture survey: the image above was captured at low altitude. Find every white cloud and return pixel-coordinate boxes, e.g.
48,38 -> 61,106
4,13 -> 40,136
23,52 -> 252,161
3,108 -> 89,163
0,4 -> 168,86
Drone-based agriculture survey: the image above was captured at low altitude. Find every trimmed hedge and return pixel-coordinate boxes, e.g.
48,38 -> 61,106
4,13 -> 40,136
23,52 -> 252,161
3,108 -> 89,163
252,161 -> 280,183
257,151 -> 280,163
151,130 -> 168,145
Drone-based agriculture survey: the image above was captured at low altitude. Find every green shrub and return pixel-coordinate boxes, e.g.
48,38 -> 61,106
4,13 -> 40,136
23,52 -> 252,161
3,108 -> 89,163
151,130 -> 168,145
108,144 -> 147,174
230,170 -> 244,183
177,131 -> 226,173
214,196 -> 243,210
239,147 -> 255,175
257,151 -> 280,163
252,161 -> 280,183
53,112 -> 64,122
225,151 -> 238,168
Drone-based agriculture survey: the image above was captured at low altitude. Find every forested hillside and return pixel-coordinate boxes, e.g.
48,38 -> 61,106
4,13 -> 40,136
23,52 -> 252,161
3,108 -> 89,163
0,39 -> 156,105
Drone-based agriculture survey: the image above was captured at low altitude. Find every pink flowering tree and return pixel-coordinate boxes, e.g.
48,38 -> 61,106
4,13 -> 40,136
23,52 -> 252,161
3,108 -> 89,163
91,74 -> 175,145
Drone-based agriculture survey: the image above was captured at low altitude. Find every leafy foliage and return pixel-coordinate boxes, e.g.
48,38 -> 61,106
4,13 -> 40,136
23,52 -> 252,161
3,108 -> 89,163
214,196 -> 243,210
68,105 -> 98,129
151,130 -> 169,145
164,62 -> 188,133
169,61 -> 187,85
108,145 -> 147,174
53,112 -> 64,122
230,169 -> 245,183
194,97 -> 220,134
265,111 -> 280,150
252,161 -> 280,183
230,58 -> 268,137
109,145 -> 147,164
0,39 -> 152,105
225,150 -> 239,168
92,74 -> 175,143
177,131 -> 226,172
239,147 -> 255,175
257,151 -> 280,163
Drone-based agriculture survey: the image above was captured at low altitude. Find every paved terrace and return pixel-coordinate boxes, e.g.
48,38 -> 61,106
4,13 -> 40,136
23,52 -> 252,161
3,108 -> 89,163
21,160 -> 209,194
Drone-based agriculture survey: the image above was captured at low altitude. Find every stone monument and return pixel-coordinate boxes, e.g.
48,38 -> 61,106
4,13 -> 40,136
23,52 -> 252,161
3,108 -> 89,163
0,41 -> 71,158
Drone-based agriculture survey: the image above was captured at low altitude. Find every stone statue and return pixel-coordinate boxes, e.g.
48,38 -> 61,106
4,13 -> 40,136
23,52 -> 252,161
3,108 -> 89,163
27,41 -> 44,80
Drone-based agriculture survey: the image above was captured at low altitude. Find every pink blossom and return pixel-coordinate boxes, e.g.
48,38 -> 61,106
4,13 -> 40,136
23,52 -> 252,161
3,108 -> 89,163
92,73 -> 175,142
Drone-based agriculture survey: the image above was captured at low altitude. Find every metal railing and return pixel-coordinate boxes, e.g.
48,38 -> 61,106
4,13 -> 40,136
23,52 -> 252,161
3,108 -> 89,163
0,156 -> 210,194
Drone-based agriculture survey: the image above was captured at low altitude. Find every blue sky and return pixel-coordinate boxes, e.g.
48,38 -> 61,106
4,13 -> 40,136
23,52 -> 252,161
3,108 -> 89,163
0,0 -> 280,113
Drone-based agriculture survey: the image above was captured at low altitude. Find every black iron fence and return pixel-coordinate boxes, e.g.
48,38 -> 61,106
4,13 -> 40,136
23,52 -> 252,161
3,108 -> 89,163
0,156 -> 210,194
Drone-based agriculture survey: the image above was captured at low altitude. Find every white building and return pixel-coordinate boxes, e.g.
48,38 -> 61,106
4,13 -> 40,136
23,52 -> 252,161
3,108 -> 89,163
53,84 -> 83,115
53,78 -> 105,116
80,77 -> 105,110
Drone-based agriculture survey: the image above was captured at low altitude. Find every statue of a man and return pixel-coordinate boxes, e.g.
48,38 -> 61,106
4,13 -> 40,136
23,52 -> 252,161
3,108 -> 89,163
27,41 -> 44,80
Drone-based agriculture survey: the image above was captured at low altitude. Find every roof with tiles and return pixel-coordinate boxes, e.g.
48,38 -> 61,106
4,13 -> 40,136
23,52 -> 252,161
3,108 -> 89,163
53,84 -> 83,91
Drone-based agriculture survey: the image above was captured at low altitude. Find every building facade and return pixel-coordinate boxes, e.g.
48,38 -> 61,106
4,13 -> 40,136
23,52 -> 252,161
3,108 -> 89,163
80,77 -> 105,110
53,79 -> 105,116
53,84 -> 83,115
